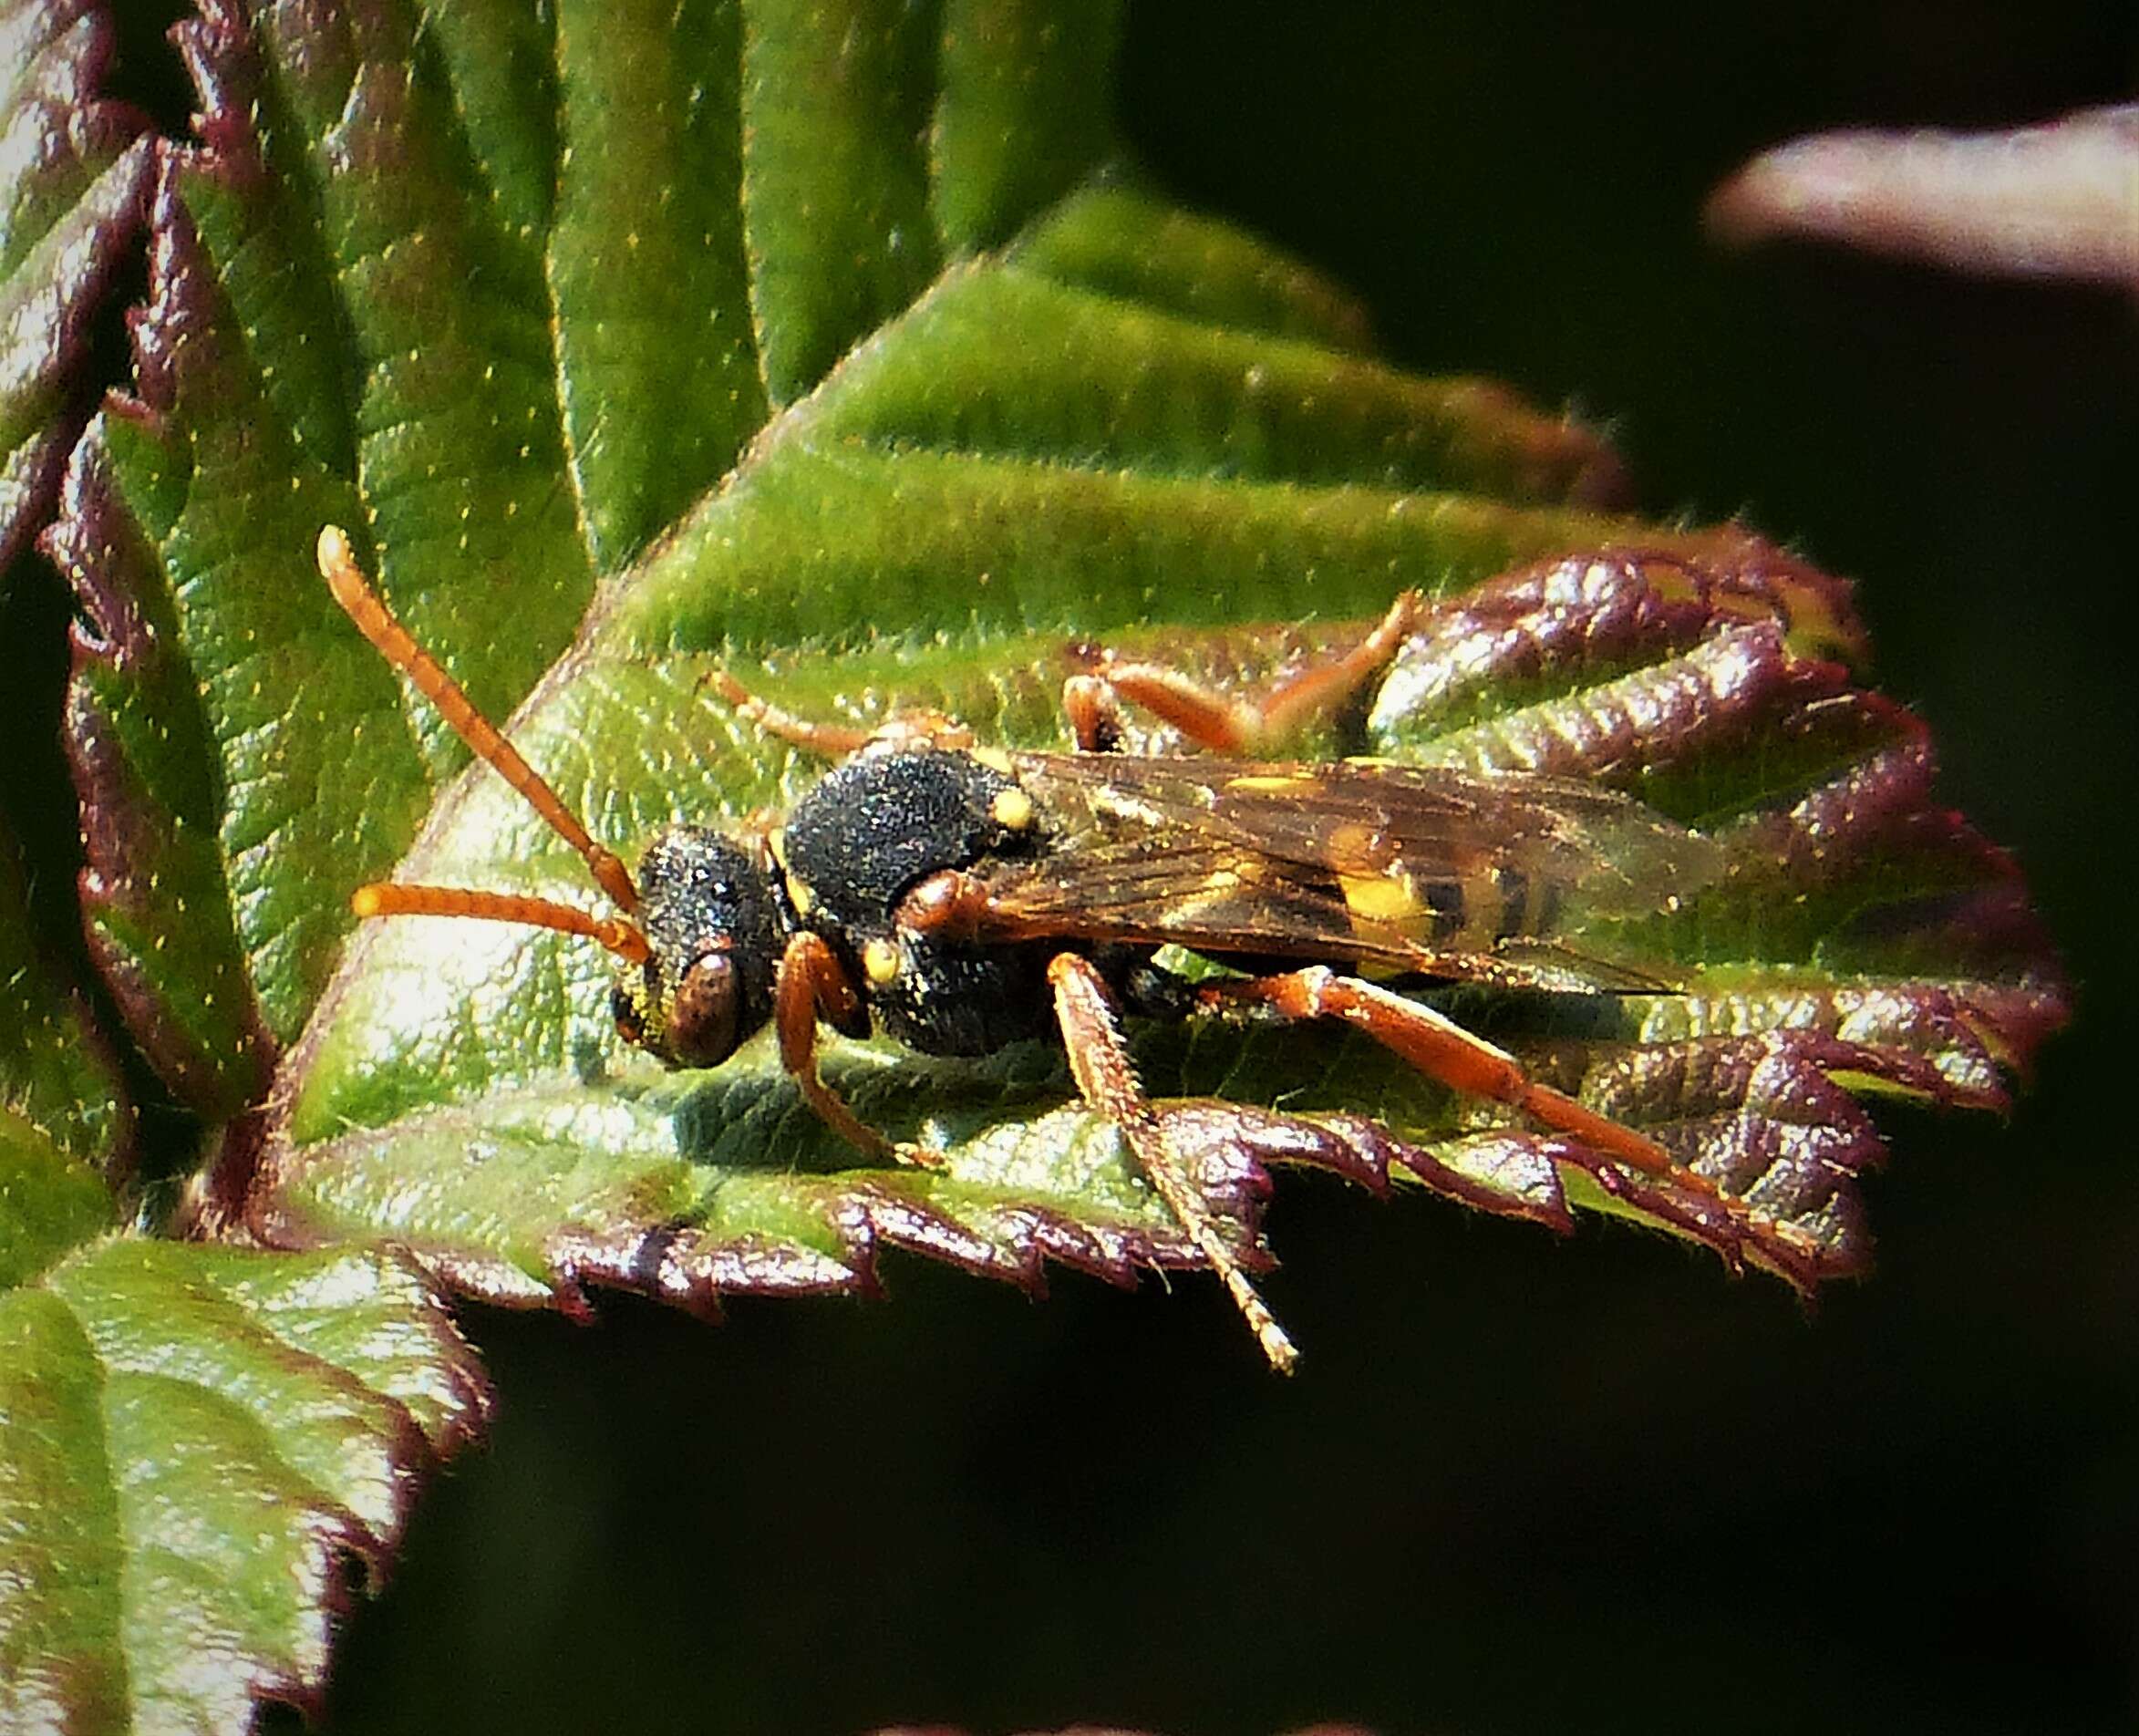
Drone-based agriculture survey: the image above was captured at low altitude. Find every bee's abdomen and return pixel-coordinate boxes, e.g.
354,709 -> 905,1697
1342,863 -> 1565,955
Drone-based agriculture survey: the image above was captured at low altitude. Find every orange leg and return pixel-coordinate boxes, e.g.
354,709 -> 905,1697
708,671 -> 973,759
1065,589 -> 1423,754
1050,954 -> 1298,1373
773,931 -> 945,1169
1061,673 -> 1128,755
1199,966 -> 1678,1179
775,932 -> 891,1158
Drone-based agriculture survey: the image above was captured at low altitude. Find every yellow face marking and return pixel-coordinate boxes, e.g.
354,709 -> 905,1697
990,788 -> 1034,831
1224,773 -> 1313,794
863,937 -> 902,987
971,746 -> 1015,776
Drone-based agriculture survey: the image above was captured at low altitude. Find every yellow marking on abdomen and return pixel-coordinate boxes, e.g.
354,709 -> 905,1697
1338,871 -> 1421,931
1456,862 -> 1554,947
1338,868 -> 1438,980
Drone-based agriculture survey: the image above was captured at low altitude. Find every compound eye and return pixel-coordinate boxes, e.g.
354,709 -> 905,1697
667,948 -> 743,1066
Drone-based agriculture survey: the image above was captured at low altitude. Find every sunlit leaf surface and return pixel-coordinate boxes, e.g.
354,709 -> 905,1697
0,2 -> 2072,1721
0,0 -> 150,579
30,0 -> 2053,1318
0,1239 -> 488,1734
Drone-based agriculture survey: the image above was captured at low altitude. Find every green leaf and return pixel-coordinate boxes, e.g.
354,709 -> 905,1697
6,7 -> 2070,1717
0,1238 -> 489,1732
0,0 -> 151,580
26,0 -> 2050,1326
0,1108 -> 114,1292
0,811 -> 125,1283
56,8 -> 2061,1323
264,548 -> 2058,1299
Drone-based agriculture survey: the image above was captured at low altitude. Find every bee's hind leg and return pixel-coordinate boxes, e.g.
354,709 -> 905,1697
1197,966 -> 1681,1179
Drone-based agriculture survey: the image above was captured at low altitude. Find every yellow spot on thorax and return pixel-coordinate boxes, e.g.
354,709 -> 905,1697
767,829 -> 816,915
863,938 -> 902,986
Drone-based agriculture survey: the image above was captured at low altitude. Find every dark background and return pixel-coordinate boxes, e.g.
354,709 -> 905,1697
85,3 -> 2138,1731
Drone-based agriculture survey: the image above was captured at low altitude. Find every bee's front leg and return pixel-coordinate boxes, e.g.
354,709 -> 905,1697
773,931 -> 946,1167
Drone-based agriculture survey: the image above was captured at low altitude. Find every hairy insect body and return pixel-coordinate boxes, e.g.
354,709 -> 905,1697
317,523 -> 1725,1372
617,746 -> 1214,1075
667,737 -> 1675,1080
780,748 -> 1056,1058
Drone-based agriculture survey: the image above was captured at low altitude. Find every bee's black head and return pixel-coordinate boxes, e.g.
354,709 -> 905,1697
610,827 -> 787,1067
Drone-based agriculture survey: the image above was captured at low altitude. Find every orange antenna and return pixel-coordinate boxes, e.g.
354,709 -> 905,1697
316,524 -> 638,914
351,884 -> 651,966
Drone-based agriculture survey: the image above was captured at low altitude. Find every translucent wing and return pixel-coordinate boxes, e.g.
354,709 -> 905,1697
977,754 -> 1720,981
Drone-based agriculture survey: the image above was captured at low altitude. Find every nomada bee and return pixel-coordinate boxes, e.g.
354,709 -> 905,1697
319,525 -> 1730,1370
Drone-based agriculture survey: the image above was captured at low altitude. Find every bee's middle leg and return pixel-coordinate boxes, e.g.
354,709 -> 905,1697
1059,589 -> 1422,754
1049,953 -> 1299,1373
